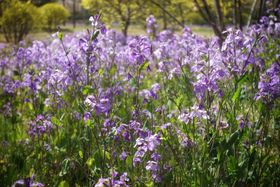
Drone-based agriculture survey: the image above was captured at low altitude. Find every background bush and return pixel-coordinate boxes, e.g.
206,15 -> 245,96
185,12 -> 207,25
0,1 -> 40,44
40,3 -> 70,32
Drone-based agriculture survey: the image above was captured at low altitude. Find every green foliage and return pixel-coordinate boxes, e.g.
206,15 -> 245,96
185,12 -> 207,25
82,0 -> 147,36
40,3 -> 69,31
0,0 -> 40,43
1,11 -> 280,187
31,0 -> 58,7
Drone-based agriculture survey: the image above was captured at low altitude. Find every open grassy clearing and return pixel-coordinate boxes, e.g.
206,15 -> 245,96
0,23 -> 213,45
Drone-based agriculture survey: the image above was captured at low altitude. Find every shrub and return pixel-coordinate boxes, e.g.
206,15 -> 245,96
0,1 -> 40,44
185,12 -> 207,25
40,3 -> 69,31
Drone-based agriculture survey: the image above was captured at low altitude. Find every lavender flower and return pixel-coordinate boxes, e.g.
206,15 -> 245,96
146,160 -> 161,182
129,36 -> 151,64
83,112 -> 91,121
120,151 -> 127,160
133,133 -> 161,166
12,175 -> 44,187
28,115 -> 53,138
146,15 -> 157,38
256,62 -> 280,103
94,170 -> 129,187
178,105 -> 209,124
85,95 -> 111,116
89,15 -> 107,34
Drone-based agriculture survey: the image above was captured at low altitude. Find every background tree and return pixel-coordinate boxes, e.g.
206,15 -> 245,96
30,0 -> 57,6
73,0 -> 77,28
82,0 -> 147,38
148,0 -> 187,30
0,0 -> 40,43
40,3 -> 69,31
191,0 -> 279,40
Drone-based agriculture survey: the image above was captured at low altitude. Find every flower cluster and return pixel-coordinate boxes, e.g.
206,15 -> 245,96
12,175 -> 44,187
256,62 -> 280,103
146,15 -> 158,38
1,12 -> 280,186
95,170 -> 129,187
133,133 -> 162,182
28,115 -> 53,138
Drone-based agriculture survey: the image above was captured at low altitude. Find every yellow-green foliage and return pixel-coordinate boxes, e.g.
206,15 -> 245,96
0,1 -> 40,43
40,3 -> 69,31
185,12 -> 207,25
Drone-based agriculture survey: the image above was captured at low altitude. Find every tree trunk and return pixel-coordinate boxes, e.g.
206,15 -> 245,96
258,0 -> 266,20
72,0 -> 76,28
237,0 -> 243,30
213,0 -> 225,31
163,11 -> 167,29
122,18 -> 130,39
233,0 -> 238,28
178,3 -> 185,25
247,0 -> 258,27
149,0 -> 184,28
193,0 -> 224,42
63,0 -> 66,26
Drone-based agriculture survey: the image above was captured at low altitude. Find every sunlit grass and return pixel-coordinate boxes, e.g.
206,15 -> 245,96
0,22 -> 213,45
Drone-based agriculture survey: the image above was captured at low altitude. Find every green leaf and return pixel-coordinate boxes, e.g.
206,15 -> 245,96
58,31 -> 63,40
232,74 -> 248,102
98,68 -> 104,76
232,85 -> 242,102
82,85 -> 94,95
51,116 -> 63,126
79,151 -> 83,159
27,102 -> 33,111
91,30 -> 100,41
145,181 -> 154,187
85,119 -> 94,128
109,64 -> 117,75
103,150 -> 111,160
139,61 -> 149,72
86,157 -> 95,168
58,181 -> 69,187
59,159 -> 69,177
130,77 -> 137,87
226,130 -> 240,148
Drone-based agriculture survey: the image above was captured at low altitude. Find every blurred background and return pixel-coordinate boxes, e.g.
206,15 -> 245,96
0,0 -> 279,44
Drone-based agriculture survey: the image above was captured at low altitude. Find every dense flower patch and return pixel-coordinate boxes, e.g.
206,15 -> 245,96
0,14 -> 280,186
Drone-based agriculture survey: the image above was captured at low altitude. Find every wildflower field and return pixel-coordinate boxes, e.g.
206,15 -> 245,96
0,14 -> 280,186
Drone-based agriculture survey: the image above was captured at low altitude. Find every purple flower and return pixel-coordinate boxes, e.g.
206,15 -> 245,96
94,178 -> 110,187
146,134 -> 161,151
120,151 -> 127,160
151,152 -> 161,161
83,112 -> 91,121
89,14 -> 106,33
1,102 -> 12,117
85,95 -> 111,116
94,170 -> 129,187
12,175 -> 44,187
178,105 -> 209,124
129,36 -> 151,64
146,160 -> 159,171
28,115 -> 53,138
133,133 -> 161,166
146,161 -> 161,183
146,15 -> 158,38
255,62 -> 280,103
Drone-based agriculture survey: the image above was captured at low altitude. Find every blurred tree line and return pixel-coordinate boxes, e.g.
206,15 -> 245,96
0,0 -> 279,43
82,0 -> 280,39
0,0 -> 69,43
